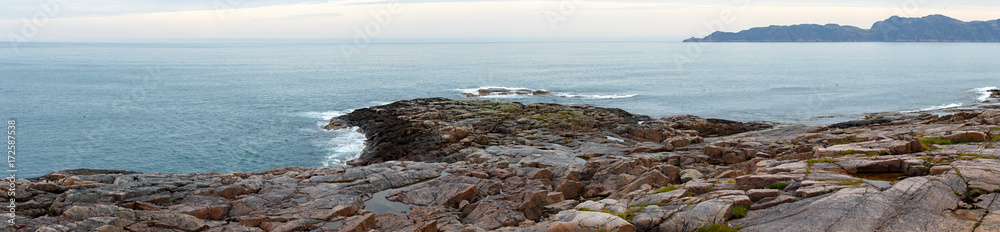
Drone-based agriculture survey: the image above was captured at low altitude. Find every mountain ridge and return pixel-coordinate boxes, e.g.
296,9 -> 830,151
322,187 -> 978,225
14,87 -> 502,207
684,15 -> 1000,42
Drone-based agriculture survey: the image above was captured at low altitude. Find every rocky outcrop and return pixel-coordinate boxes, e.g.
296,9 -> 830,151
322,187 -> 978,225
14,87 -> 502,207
459,87 -> 553,98
329,98 -> 769,165
11,99 -> 1000,231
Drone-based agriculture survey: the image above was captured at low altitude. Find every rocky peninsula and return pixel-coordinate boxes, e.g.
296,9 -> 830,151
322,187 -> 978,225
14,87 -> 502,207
8,97 -> 1000,232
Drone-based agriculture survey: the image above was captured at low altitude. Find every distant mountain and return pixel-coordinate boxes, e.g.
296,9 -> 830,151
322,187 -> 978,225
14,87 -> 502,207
684,15 -> 1000,42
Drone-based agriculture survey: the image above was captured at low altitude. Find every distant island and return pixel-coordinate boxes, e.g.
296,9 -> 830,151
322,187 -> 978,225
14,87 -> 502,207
684,15 -> 1000,42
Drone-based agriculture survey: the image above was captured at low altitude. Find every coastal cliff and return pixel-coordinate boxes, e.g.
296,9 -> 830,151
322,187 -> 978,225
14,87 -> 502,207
685,15 -> 1000,42
8,98 -> 1000,231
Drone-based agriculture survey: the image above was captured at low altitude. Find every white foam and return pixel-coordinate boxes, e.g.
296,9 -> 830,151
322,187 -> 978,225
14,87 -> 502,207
554,93 -> 638,99
902,103 -> 963,113
457,86 -> 636,99
456,86 -> 535,94
973,86 -> 998,102
321,126 -> 366,166
298,110 -> 350,120
299,109 -> 366,166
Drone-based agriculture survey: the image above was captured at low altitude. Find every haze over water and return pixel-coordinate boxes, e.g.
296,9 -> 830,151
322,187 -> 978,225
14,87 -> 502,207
3,42 -> 998,177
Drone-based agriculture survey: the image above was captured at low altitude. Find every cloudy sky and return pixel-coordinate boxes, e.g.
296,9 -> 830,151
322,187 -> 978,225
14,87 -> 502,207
2,0 -> 999,43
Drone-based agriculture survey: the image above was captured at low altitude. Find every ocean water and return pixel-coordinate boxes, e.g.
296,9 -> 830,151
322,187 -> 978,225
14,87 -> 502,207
2,42 -> 999,177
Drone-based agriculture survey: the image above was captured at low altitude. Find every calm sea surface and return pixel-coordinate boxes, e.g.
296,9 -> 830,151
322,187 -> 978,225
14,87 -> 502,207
2,42 -> 998,177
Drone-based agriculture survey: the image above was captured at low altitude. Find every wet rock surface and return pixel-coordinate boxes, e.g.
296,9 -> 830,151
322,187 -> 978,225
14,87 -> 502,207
11,99 -> 1000,231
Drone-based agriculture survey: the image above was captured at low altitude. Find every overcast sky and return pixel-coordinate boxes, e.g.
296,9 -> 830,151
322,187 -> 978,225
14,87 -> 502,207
2,0 -> 999,43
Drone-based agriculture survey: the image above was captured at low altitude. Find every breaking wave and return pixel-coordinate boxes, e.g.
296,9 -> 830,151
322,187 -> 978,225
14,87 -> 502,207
456,87 -> 636,99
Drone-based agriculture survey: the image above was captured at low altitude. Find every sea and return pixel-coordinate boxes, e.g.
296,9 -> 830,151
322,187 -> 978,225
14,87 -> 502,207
2,42 -> 999,177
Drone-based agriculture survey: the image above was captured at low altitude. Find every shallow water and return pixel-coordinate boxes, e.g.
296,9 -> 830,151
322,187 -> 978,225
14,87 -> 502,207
362,172 -> 450,214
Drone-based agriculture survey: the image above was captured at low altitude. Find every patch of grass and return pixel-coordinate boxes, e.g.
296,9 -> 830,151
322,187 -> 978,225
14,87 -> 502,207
618,207 -> 645,221
806,158 -> 837,165
579,206 -> 644,222
920,137 -> 955,145
920,135 -> 987,146
859,151 -> 885,157
834,179 -> 865,187
766,182 -> 788,190
840,150 -> 859,156
727,180 -> 736,184
921,142 -> 940,151
830,136 -> 869,145
921,156 -> 952,166
958,153 -> 996,160
686,199 -> 699,205
697,223 -> 743,232
729,206 -> 747,219
969,188 -> 989,199
654,186 -> 679,194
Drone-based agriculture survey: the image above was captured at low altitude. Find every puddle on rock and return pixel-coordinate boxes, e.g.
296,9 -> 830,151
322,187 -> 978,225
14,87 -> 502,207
363,171 -> 450,215
851,173 -> 905,181
322,221 -> 343,229
290,197 -> 308,204
850,173 -> 906,190
574,157 -> 587,165
291,197 -> 309,204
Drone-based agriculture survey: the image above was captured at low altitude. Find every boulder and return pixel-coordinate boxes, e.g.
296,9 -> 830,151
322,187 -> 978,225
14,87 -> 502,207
657,198 -> 734,232
735,174 -> 797,190
462,200 -> 526,230
575,199 -> 628,215
746,189 -> 780,201
529,210 -> 635,232
751,195 -> 797,210
170,196 -> 231,220
680,169 -> 704,183
341,213 -> 376,232
544,200 -> 579,214
613,170 -> 670,197
947,131 -> 989,142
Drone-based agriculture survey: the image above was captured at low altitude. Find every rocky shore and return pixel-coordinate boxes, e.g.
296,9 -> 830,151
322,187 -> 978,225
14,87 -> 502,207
8,98 -> 1000,232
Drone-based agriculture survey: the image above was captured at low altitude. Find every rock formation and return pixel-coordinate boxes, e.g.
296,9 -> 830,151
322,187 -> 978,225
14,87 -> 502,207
8,98 -> 1000,232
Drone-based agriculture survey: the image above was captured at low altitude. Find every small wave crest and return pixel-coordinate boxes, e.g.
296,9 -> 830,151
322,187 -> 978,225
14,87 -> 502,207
902,103 -> 963,113
973,86 -> 999,102
554,93 -> 638,99
456,86 -> 636,99
298,110 -> 349,120
300,110 -> 366,166
321,126 -> 366,166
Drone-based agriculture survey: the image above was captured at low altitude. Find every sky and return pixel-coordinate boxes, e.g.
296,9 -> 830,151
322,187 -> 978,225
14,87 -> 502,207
2,0 -> 1000,43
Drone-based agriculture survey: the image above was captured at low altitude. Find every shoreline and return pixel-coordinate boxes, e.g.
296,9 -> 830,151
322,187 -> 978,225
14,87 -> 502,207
7,98 -> 1000,231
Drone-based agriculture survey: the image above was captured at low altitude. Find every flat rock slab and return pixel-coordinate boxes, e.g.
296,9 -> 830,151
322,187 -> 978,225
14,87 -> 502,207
733,177 -> 976,232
